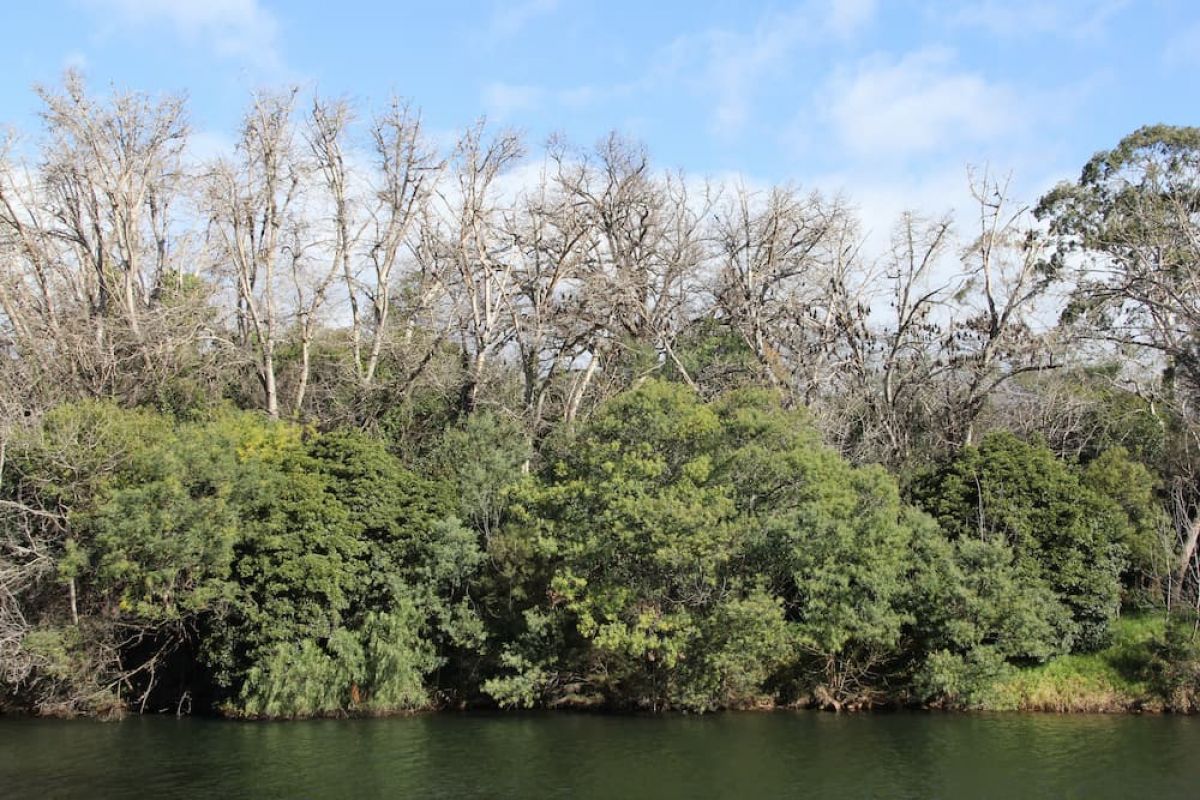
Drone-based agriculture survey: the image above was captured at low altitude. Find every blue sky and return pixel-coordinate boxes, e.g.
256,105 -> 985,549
2,1 -> 1197,233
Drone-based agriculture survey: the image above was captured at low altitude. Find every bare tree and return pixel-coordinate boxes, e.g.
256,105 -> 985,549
423,121 -> 524,415
307,96 -> 446,394
504,161 -> 597,431
0,72 -> 199,408
550,135 -> 711,413
207,90 -> 304,418
361,99 -> 445,386
711,183 -> 859,403
797,172 -> 1057,468
944,170 -> 1059,447
826,212 -> 955,465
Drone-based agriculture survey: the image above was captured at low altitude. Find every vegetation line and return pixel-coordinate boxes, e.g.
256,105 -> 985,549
1,78 -> 1199,718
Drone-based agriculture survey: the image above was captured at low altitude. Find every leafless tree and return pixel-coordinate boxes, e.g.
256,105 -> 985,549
422,121 -> 524,414
711,183 -> 860,404
206,90 -> 305,418
940,170 -> 1060,446
549,135 -> 712,416
503,162 -> 597,431
0,72 -> 206,410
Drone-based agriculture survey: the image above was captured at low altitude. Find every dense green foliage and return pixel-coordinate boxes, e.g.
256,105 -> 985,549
1,100 -> 1198,718
913,433 -> 1143,650
1,382 -> 1182,717
0,406 -> 487,717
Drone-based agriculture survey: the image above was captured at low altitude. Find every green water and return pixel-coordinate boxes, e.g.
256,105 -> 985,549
1,712 -> 1197,798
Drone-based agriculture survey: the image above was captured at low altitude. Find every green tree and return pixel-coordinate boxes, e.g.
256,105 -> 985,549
911,433 -> 1129,651
427,412 -> 531,540
486,382 -> 932,711
201,420 -> 488,716
707,388 -> 932,708
1038,126 -> 1200,594
903,524 -> 1073,707
1,402 -> 228,714
196,416 -> 366,713
309,429 -> 486,698
1081,447 -> 1173,599
487,381 -> 762,711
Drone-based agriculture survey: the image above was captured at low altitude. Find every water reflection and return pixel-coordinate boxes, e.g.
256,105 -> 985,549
1,712 -> 1196,799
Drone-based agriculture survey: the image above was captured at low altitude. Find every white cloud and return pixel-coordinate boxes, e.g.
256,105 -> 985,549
1165,20 -> 1200,66
809,163 -> 967,258
559,85 -> 599,108
482,82 -> 547,120
825,48 -> 1022,159
827,0 -> 879,38
186,129 -> 238,164
82,0 -> 283,71
655,0 -> 879,138
486,0 -> 560,41
471,1 -> 877,137
945,0 -> 1129,40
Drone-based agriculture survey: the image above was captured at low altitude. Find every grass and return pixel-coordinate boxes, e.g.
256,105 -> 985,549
984,613 -> 1167,712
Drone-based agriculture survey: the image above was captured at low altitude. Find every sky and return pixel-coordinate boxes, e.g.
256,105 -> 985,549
1,0 -> 1197,240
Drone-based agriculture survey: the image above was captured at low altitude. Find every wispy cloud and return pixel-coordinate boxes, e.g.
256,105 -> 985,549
944,0 -> 1129,40
82,0 -> 284,71
485,0 -> 560,41
482,82 -> 547,120
1165,20 -> 1200,66
654,0 -> 879,138
824,47 -> 1022,160
471,0 -> 879,139
62,50 -> 90,72
827,0 -> 880,38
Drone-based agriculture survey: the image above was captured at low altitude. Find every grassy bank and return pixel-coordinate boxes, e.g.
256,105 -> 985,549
983,614 -> 1167,712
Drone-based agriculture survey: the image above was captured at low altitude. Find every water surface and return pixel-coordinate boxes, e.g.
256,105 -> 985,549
1,711 -> 1196,798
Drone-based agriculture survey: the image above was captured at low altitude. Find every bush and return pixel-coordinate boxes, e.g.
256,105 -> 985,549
911,433 -> 1130,651
1148,619 -> 1200,712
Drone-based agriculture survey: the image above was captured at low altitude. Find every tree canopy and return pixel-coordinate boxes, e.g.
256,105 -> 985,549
0,81 -> 1197,717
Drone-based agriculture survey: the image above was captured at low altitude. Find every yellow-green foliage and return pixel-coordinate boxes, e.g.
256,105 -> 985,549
986,615 -> 1166,712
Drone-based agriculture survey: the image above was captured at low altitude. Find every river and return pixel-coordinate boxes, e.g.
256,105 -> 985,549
1,712 -> 1197,798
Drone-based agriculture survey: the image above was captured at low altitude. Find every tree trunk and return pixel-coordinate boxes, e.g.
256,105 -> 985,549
460,351 -> 487,415
294,337 -> 311,417
68,578 -> 79,626
1176,513 -> 1200,599
565,352 -> 599,425
262,349 -> 279,419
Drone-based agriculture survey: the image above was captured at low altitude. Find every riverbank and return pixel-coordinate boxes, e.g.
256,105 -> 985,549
977,615 -> 1169,713
5,614 -> 1193,721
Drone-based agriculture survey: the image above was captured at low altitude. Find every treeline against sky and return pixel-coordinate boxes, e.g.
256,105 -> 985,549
1,76 -> 1199,716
